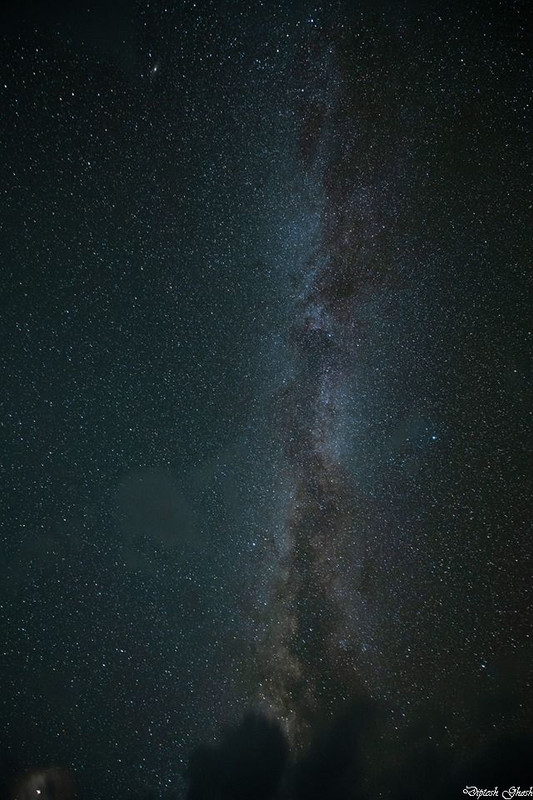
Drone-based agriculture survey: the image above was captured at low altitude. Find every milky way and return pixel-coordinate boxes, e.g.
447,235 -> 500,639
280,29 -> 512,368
256,25 -> 416,735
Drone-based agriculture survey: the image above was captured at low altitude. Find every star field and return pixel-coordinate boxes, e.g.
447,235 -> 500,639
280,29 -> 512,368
1,1 -> 531,798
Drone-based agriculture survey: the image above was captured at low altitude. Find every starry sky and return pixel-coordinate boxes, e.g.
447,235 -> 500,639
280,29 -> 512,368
1,1 -> 532,798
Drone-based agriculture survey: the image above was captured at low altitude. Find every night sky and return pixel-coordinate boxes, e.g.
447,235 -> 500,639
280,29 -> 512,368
1,1 -> 532,798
